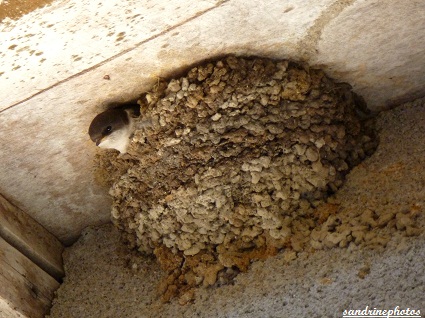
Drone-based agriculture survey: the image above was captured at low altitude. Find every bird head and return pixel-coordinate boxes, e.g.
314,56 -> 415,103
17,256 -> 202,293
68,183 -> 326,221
88,107 -> 134,153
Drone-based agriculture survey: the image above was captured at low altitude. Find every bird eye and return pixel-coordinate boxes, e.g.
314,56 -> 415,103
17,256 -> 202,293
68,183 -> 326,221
104,126 -> 112,134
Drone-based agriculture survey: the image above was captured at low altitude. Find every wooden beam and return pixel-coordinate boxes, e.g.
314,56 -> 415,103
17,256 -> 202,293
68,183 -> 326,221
0,237 -> 60,318
0,194 -> 64,280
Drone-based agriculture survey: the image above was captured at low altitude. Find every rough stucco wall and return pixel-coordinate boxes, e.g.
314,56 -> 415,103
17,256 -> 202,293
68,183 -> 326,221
46,97 -> 425,317
0,0 -> 424,243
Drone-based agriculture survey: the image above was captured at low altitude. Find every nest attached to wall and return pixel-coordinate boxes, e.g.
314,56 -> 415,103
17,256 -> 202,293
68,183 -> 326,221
96,56 -> 378,302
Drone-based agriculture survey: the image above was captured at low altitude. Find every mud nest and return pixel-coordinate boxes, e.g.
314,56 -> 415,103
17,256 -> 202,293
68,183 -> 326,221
96,56 -> 378,302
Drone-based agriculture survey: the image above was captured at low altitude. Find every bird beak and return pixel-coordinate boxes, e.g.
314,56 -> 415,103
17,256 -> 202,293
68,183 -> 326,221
96,138 -> 102,146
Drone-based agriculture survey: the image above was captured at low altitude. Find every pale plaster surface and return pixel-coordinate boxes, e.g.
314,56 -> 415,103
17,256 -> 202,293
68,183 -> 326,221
0,0 -> 424,243
313,0 -> 425,109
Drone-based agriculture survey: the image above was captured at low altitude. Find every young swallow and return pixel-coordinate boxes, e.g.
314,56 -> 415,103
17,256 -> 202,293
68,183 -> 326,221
88,103 -> 140,153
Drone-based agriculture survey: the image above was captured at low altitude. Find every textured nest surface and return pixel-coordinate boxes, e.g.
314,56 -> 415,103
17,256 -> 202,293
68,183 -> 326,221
96,56 -> 379,300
